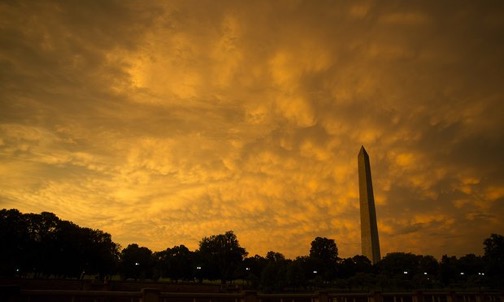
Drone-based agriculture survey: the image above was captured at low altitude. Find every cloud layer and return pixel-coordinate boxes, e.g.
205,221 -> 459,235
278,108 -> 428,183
1,0 -> 504,259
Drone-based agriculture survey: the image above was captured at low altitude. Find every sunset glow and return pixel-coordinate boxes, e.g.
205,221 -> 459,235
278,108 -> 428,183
1,1 -> 503,259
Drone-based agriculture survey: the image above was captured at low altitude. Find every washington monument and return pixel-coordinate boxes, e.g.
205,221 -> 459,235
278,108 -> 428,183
358,146 -> 381,264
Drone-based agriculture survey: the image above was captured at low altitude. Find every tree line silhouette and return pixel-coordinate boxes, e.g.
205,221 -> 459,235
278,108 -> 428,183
1,209 -> 503,291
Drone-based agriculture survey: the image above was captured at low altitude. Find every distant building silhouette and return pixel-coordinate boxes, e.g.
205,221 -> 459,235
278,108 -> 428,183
358,146 -> 381,264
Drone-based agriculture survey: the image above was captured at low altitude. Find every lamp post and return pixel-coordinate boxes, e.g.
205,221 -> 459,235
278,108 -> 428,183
132,262 -> 141,281
245,267 -> 251,286
196,266 -> 203,283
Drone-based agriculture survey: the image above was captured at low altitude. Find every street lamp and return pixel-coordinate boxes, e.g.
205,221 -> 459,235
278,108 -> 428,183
195,266 -> 203,283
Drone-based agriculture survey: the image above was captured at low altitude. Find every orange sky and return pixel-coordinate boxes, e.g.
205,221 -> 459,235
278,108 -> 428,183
1,0 -> 504,260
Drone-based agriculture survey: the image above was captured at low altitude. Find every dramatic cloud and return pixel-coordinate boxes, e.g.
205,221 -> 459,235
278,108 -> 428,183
1,0 -> 503,259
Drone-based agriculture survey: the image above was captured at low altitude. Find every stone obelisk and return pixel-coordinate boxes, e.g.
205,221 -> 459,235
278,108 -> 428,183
358,146 -> 381,264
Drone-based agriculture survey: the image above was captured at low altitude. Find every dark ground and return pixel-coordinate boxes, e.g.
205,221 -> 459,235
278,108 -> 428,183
0,278 -> 228,292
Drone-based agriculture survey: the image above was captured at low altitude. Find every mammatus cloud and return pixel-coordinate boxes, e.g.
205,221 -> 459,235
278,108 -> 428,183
1,0 -> 503,259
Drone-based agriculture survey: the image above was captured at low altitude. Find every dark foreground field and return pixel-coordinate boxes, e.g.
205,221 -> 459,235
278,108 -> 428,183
2,279 -> 504,302
0,279 -> 246,302
0,278 -> 227,292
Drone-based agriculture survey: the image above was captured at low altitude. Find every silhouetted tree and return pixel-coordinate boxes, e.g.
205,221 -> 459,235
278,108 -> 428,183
338,257 -> 356,279
418,255 -> 439,275
260,251 -> 288,292
80,227 -> 120,279
417,255 -> 440,288
440,255 -> 458,286
354,255 -> 373,271
336,256 -> 375,290
286,257 -> 309,290
455,253 -> 483,288
309,237 -> 338,281
51,220 -> 84,277
483,234 -> 504,288
483,233 -> 504,288
338,255 -> 372,279
0,209 -> 120,279
44,221 -> 119,279
377,252 -> 419,276
197,231 -> 247,284
376,252 -> 423,290
310,237 -> 339,263
3,208 -> 501,290
458,254 -> 483,276
119,244 -> 154,281
266,251 -> 286,262
0,209 -> 30,277
27,211 -> 61,277
242,255 -> 267,289
154,245 -> 193,282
